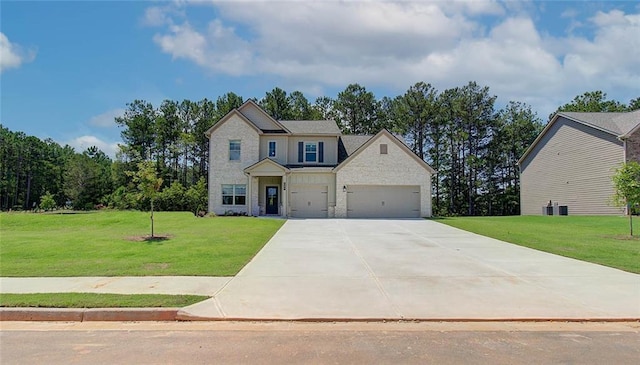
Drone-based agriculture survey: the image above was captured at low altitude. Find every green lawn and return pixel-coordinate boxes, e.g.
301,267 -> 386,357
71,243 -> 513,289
437,215 -> 640,274
0,211 -> 284,277
0,293 -> 208,308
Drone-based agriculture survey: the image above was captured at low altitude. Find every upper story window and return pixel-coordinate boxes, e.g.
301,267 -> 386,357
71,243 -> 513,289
229,140 -> 241,161
305,142 -> 317,162
297,141 -> 324,163
268,141 -> 276,157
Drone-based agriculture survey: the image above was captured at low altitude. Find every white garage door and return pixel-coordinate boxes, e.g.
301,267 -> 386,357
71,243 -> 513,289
347,185 -> 420,218
290,185 -> 328,218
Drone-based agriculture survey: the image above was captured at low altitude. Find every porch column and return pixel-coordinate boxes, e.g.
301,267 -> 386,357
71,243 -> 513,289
246,173 -> 253,216
282,174 -> 288,217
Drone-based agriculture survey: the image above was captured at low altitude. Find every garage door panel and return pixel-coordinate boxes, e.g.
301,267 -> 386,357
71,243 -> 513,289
347,185 -> 420,218
290,185 -> 328,218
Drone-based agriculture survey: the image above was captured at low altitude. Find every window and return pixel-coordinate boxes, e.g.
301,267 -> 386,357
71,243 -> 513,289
305,142 -> 317,162
229,140 -> 241,161
380,144 -> 388,154
222,184 -> 246,205
268,141 -> 276,157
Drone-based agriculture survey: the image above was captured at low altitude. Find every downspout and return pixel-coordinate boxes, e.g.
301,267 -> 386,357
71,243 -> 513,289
620,135 -> 628,163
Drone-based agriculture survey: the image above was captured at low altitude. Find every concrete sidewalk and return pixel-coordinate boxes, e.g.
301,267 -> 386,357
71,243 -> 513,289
0,277 -> 230,296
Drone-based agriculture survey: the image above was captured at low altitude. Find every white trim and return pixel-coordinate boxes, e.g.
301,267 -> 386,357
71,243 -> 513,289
229,139 -> 241,161
221,184 -> 246,206
268,140 -> 277,158
304,141 -> 318,162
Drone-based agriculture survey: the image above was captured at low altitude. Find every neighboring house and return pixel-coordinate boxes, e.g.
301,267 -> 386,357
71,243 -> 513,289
205,100 -> 435,218
518,110 -> 640,215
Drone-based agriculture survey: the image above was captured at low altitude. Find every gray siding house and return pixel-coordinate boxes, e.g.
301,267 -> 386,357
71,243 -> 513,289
206,100 -> 435,218
518,110 -> 640,215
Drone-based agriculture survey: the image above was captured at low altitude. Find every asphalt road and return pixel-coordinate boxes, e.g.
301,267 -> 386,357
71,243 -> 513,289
1,322 -> 639,364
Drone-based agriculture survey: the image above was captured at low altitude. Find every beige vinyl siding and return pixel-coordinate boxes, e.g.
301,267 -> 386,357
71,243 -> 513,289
520,117 -> 625,215
259,136 -> 289,164
287,137 -> 338,165
238,104 -> 282,131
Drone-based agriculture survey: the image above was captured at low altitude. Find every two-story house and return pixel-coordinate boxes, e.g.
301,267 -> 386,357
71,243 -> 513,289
519,110 -> 640,215
205,100 -> 435,218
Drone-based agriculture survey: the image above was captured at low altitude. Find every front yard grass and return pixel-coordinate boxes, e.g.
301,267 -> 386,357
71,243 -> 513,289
438,215 -> 640,274
0,211 -> 284,277
0,293 -> 208,308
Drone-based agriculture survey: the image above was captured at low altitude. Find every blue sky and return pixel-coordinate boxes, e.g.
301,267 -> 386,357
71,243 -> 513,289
2,0 -> 639,157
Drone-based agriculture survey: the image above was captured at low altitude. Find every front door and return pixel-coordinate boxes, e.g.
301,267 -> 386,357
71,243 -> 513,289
266,186 -> 278,215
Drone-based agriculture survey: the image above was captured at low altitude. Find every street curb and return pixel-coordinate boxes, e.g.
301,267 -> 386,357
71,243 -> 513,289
0,308 -> 178,322
2,308 -> 638,322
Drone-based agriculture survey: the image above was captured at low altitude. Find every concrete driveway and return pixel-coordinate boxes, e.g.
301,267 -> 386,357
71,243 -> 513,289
180,219 -> 640,320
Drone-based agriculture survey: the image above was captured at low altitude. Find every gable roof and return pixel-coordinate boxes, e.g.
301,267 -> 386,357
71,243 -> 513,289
338,135 -> 372,162
334,129 -> 436,174
279,120 -> 341,135
204,109 -> 262,137
237,99 -> 291,133
518,110 -> 640,165
244,157 -> 290,174
559,110 -> 640,136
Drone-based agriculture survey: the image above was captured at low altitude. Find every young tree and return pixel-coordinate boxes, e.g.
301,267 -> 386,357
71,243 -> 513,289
39,191 -> 56,211
612,161 -> 640,236
186,177 -> 208,216
131,160 -> 163,237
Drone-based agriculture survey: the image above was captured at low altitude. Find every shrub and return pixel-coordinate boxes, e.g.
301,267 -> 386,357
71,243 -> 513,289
186,178 -> 207,216
39,191 -> 57,211
156,182 -> 187,211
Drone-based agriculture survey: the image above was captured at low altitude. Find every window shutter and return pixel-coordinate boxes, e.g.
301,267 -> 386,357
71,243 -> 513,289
298,141 -> 304,162
318,142 -> 324,163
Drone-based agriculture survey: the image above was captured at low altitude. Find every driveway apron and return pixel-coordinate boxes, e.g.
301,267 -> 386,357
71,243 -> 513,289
180,219 -> 640,320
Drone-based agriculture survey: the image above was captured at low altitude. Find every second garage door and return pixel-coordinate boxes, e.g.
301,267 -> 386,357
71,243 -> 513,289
290,185 -> 328,218
347,185 -> 420,218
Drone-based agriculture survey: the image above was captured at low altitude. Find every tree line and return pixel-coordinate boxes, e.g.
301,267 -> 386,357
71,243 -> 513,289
1,84 -> 637,215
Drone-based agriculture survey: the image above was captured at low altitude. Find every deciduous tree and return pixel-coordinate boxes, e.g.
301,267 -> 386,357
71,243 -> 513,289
612,161 -> 640,236
131,160 -> 163,237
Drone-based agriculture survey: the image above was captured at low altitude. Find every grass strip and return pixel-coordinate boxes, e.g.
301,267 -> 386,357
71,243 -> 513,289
0,211 -> 284,277
437,215 -> 640,274
0,293 -> 209,308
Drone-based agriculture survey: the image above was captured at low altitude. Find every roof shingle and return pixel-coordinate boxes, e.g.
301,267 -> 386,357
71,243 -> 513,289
559,110 -> 640,136
278,120 -> 341,135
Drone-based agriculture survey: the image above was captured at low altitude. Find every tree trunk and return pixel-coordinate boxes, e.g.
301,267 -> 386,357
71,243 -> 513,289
150,199 -> 155,238
629,204 -> 633,236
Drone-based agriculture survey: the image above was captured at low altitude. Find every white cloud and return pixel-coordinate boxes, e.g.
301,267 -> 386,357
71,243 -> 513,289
143,6 -> 170,26
0,32 -> 36,73
68,135 -> 120,158
148,2 -> 640,117
88,108 -> 124,128
560,10 -> 640,90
